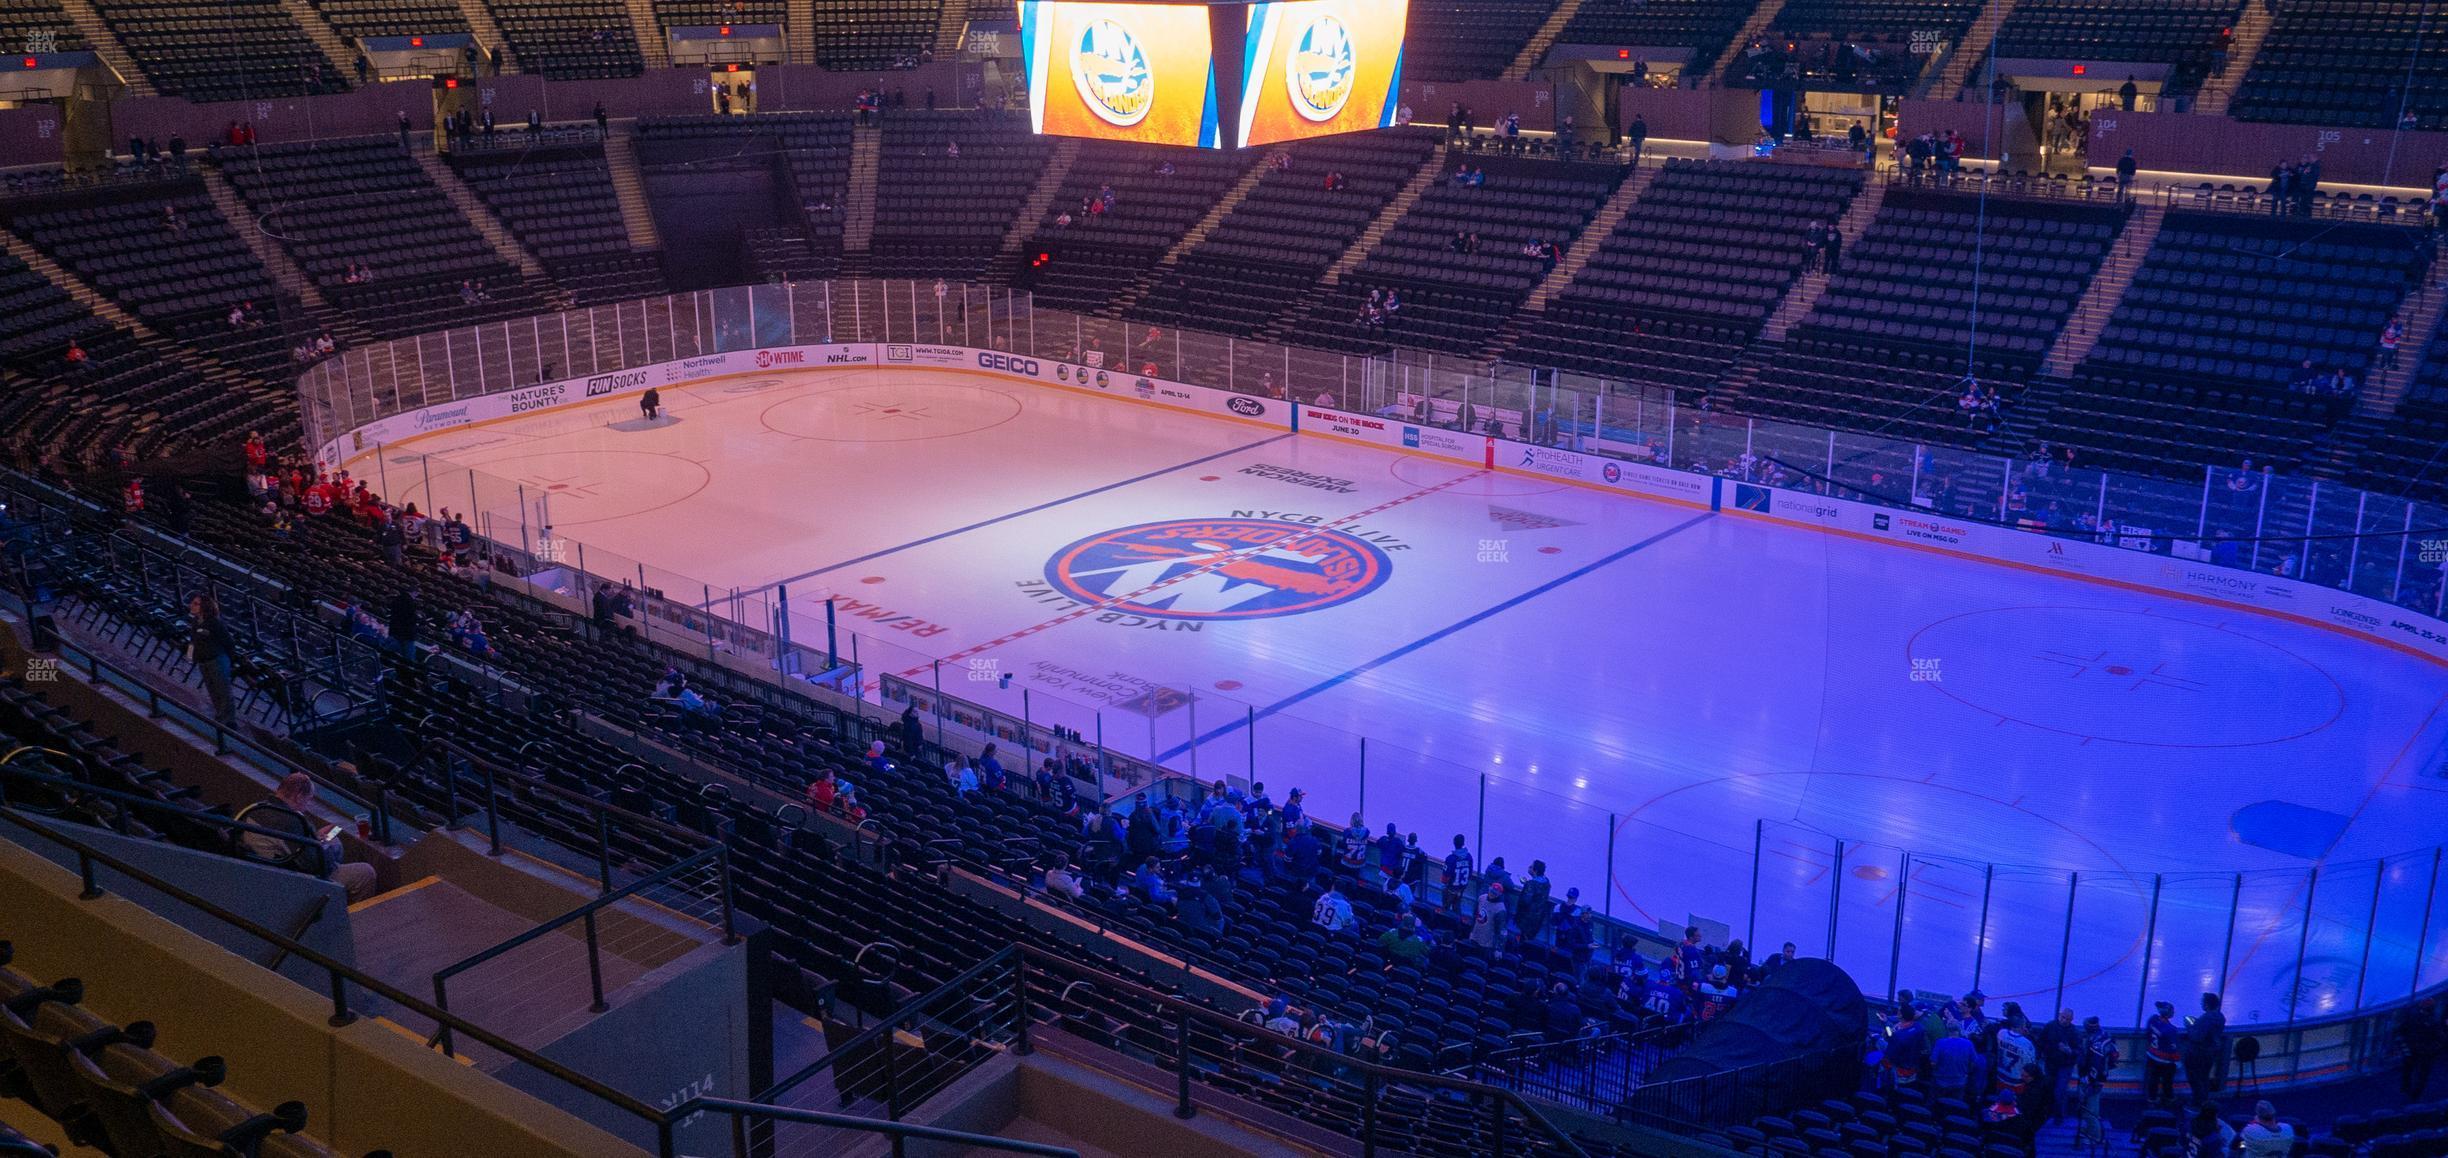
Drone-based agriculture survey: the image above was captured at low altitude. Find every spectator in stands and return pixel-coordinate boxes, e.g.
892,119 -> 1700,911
2295,155 -> 2321,216
187,591 -> 237,722
1514,859 -> 1553,941
1440,834 -> 1475,913
1930,1019 -> 1976,1098
1823,227 -> 1843,274
2239,1101 -> 2293,1156
2382,320 -> 2405,369
2116,149 -> 2138,202
594,102 -> 609,138
2027,1006 -> 2077,1121
2072,1015 -> 2117,1146
1696,965 -> 1737,1020
245,774 -> 377,901
2269,161 -> 2294,217
2399,997 -> 2442,1098
2183,992 -> 2225,1105
1467,881 -> 1505,948
2186,1101 -> 2234,1154
63,341 -> 87,374
1312,882 -> 1354,932
2119,76 -> 2139,112
1884,1004 -> 1927,1084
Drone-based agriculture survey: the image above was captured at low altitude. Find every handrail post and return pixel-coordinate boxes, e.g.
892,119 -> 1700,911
717,844 -> 740,945
327,969 -> 355,1027
584,912 -> 609,1012
1012,954 -> 1034,1056
595,808 -> 615,892
76,850 -> 101,898
1173,1007 -> 1196,1119
883,1016 -> 904,1121
1360,1069 -> 1381,1158
1491,1093 -> 1509,1157
442,752 -> 462,828
434,976 -> 454,1055
484,758 -> 503,855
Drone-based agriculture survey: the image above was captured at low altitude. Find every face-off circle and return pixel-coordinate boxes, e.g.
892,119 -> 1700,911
1043,518 -> 1392,621
1906,605 -> 2345,747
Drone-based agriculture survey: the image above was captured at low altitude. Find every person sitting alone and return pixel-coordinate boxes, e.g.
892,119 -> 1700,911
241,773 -> 378,902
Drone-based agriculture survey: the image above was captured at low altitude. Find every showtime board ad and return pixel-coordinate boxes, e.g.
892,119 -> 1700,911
1237,0 -> 1406,147
1020,1 -> 1223,148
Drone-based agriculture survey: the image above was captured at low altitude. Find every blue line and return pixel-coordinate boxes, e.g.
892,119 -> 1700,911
1156,511 -> 1715,762
748,433 -> 1293,594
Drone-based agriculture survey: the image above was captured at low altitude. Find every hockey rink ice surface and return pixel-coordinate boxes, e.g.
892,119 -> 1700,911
365,365 -> 2448,1022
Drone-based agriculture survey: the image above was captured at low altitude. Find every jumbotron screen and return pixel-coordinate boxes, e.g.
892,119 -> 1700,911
1236,0 -> 1407,147
1019,1 -> 1224,149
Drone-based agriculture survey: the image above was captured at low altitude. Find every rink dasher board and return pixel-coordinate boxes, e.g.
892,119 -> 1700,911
317,344 -> 2448,670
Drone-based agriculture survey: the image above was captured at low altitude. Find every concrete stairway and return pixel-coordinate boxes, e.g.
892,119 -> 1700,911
1700,0 -> 1787,89
1098,151 -> 1270,317
50,0 -> 153,95
0,227 -> 156,339
270,0 -> 358,86
2039,199 -> 2165,377
1520,163 -> 1656,314
784,0 -> 815,64
601,124 -> 660,251
621,0 -> 669,69
2191,1 -> 2277,117
984,137 -> 1079,280
410,147 -> 569,307
451,0 -> 516,73
197,165 -> 366,346
933,0 -> 968,59
839,123 -> 881,272
2356,276 -> 2447,418
1503,0 -> 1588,81
1760,177 -> 1890,344
1924,0 -> 2018,100
1318,144 -> 1449,288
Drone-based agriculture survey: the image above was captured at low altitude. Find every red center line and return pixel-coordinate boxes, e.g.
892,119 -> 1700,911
900,468 -> 1495,679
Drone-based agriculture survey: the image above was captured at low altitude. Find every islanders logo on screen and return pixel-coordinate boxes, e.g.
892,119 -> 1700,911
1070,17 -> 1153,127
1286,14 -> 1355,122
1044,518 -> 1391,620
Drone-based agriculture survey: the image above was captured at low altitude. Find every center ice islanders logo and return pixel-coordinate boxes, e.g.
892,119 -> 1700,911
1044,518 -> 1390,620
1071,18 -> 1153,127
1287,15 -> 1355,122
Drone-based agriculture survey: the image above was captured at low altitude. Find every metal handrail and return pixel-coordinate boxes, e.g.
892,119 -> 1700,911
0,804 -> 672,1129
669,1098 -> 1080,1157
1009,943 -> 1594,1158
756,939 -> 1020,1105
427,843 -> 727,1056
0,761 -> 326,862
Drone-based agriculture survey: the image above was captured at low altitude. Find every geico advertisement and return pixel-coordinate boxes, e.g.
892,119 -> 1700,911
1022,1 -> 1221,148
1237,0 -> 1405,147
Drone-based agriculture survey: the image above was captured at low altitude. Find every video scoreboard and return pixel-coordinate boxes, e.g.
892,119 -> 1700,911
1018,0 -> 1408,150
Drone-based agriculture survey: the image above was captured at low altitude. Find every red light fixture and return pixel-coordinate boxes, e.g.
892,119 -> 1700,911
410,36 -> 424,46
20,57 -> 35,68
443,76 -> 459,88
719,24 -> 732,36
2071,64 -> 2086,75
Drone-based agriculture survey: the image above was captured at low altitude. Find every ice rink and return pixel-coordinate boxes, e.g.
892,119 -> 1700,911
359,364 -> 2448,1024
